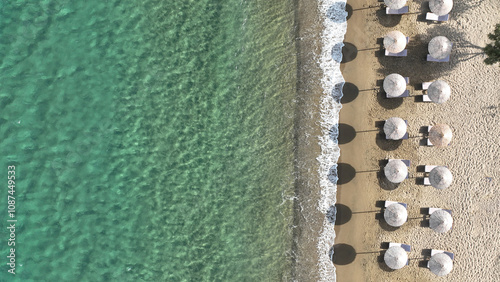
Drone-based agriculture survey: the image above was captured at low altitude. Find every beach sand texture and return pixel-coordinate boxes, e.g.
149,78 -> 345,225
334,0 -> 500,281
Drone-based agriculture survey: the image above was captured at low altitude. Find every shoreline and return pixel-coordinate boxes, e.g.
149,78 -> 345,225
292,0 -> 326,280
334,0 -> 500,281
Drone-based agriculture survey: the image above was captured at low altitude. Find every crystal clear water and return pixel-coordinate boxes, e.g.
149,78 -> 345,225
0,1 -> 297,280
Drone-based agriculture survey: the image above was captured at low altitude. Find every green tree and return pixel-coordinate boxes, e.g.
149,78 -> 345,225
484,24 -> 500,65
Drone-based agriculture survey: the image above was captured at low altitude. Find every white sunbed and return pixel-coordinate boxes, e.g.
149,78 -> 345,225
386,6 -> 409,14
389,242 -> 411,252
384,200 -> 408,208
426,126 -> 433,146
427,54 -> 450,62
430,249 -> 455,260
422,82 -> 432,90
424,165 -> 437,173
385,49 -> 408,57
427,208 -> 452,215
426,13 -> 450,22
422,81 -> 433,102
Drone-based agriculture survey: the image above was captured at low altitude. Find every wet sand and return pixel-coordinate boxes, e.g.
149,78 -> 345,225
334,0 -> 500,281
292,0 -> 329,281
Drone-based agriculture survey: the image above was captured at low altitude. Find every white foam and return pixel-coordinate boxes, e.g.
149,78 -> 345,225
316,1 -> 347,281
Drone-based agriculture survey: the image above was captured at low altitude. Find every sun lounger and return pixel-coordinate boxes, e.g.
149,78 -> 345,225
389,242 -> 411,252
385,49 -> 408,57
386,6 -> 409,14
430,249 -> 455,260
426,13 -> 450,22
427,54 -> 450,62
386,89 -> 410,98
424,177 -> 431,185
424,165 -> 437,172
422,82 -> 432,101
427,208 -> 452,215
389,159 -> 411,167
384,200 -> 408,209
426,126 -> 433,145
422,82 -> 432,90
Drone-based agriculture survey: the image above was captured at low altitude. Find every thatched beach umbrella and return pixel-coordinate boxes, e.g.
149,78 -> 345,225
429,0 -> 453,16
384,246 -> 408,270
384,0 -> 407,10
429,253 -> 453,276
429,166 -> 453,189
428,36 -> 452,60
430,210 -> 453,233
384,160 -> 408,183
429,124 -> 453,147
383,74 -> 406,98
384,31 -> 407,53
384,203 -> 408,227
384,117 -> 407,140
427,80 -> 451,104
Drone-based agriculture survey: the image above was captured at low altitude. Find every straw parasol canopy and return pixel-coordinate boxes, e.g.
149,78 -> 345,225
384,31 -> 407,53
430,210 -> 453,233
384,246 -> 408,270
384,0 -> 407,10
429,124 -> 453,147
428,36 -> 452,60
429,166 -> 453,189
384,203 -> 408,227
383,74 -> 406,97
427,80 -> 451,104
384,117 -> 407,140
384,160 -> 408,183
429,0 -> 453,16
429,253 -> 453,276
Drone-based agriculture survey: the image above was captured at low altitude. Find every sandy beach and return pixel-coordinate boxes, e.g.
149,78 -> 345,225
333,0 -> 500,281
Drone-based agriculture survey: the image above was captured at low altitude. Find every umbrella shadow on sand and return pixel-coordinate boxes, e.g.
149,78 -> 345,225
334,163 -> 356,185
330,203 -> 353,225
330,244 -> 357,265
375,132 -> 403,151
375,7 -> 402,28
333,42 -> 358,63
375,79 -> 404,109
330,123 -> 356,144
341,82 -> 359,103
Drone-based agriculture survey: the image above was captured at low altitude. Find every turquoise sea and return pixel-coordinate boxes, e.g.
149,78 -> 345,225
0,1 -> 298,280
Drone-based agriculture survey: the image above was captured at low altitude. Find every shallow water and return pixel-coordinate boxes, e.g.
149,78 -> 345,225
0,1 -> 297,280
